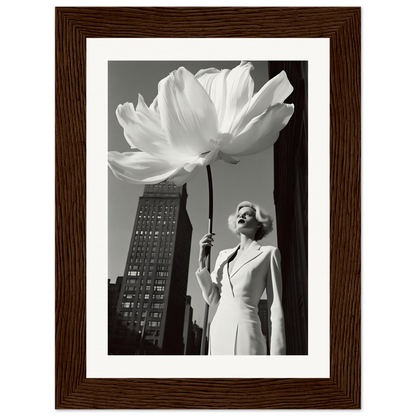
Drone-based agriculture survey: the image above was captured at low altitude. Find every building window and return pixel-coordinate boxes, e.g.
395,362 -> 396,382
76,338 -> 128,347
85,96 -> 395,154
152,294 -> 164,300
121,302 -> 132,308
124,293 -> 135,299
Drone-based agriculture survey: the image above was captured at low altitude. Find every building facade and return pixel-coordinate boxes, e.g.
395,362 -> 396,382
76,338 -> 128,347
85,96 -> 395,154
257,299 -> 271,355
182,295 -> 194,355
108,181 -> 193,355
108,276 -> 123,338
270,61 -> 308,355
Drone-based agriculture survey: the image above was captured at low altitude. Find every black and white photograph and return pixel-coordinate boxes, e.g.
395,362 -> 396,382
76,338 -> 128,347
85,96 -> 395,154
106,60 -> 308,357
84,38 -> 330,379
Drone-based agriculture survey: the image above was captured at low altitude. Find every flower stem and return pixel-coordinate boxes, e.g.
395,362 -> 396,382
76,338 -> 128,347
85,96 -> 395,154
206,165 -> 214,237
200,165 -> 213,355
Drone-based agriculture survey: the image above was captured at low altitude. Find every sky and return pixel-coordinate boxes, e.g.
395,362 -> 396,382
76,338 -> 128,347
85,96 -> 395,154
108,60 -> 283,326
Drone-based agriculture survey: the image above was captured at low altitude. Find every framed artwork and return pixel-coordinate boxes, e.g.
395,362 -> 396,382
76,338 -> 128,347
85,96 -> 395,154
56,7 -> 360,409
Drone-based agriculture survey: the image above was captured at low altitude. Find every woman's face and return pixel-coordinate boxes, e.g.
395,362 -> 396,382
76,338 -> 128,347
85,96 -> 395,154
236,207 -> 260,236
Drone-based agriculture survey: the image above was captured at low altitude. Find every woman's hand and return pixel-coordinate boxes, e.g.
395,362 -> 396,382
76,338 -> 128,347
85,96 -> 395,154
198,233 -> 215,270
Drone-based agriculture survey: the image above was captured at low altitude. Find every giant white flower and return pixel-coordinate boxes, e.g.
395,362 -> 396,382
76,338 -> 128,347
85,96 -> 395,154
108,61 -> 294,186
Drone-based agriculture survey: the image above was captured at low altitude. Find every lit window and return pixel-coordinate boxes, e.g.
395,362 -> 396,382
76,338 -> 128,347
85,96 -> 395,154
152,294 -> 164,300
125,293 -> 135,299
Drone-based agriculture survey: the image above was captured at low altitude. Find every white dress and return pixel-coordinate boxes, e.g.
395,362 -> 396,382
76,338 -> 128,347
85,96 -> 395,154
196,240 -> 286,355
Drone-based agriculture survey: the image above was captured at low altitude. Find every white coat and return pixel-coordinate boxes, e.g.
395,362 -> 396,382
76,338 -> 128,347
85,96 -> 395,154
196,240 -> 286,355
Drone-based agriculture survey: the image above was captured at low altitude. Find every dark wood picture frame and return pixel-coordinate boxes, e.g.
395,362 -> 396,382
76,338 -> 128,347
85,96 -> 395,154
55,7 -> 360,409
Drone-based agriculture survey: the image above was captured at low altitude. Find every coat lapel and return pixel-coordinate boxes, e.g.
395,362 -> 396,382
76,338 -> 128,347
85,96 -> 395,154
229,241 -> 263,278
225,246 -> 239,279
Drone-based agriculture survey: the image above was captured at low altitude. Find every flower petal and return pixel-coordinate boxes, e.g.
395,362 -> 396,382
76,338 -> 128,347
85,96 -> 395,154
116,97 -> 171,159
222,103 -> 295,156
231,70 -> 293,137
218,61 -> 255,134
108,151 -> 180,185
158,67 -> 219,156
149,95 -> 159,114
252,70 -> 294,108
195,67 -> 230,130
217,151 -> 239,164
169,168 -> 198,187
182,147 -> 221,172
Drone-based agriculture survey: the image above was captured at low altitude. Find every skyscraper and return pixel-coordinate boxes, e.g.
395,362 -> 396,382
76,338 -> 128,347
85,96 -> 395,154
108,181 -> 193,355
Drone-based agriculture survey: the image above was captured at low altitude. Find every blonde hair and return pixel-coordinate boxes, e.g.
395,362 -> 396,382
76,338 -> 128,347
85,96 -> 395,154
228,201 -> 273,241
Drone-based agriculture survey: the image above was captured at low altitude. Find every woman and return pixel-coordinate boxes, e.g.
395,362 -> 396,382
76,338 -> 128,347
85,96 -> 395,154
196,201 -> 286,355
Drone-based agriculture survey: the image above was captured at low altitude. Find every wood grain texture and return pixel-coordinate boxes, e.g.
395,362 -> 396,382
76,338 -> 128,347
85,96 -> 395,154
55,7 -> 361,409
